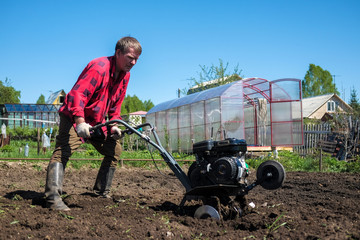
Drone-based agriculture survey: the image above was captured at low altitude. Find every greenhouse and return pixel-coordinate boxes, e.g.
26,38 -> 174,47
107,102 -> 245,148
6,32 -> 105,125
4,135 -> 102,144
146,78 -> 303,153
0,104 -> 61,129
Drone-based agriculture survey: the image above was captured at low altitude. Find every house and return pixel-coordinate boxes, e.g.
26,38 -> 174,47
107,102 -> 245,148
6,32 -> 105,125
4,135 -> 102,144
302,93 -> 352,120
129,111 -> 147,125
46,89 -> 66,105
0,103 -> 60,129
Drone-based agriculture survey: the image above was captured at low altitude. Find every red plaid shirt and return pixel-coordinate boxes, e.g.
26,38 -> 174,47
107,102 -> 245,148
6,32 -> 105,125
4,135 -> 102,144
60,56 -> 130,127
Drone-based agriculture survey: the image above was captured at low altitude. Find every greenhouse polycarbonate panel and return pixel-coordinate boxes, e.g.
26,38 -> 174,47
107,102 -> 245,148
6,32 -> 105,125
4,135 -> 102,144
145,113 -> 156,143
191,102 -> 205,143
4,104 -> 15,112
257,125 -> 271,146
271,102 -> 293,122
48,105 -> 58,111
22,105 -> 33,111
205,98 -> 220,122
245,127 -> 255,145
168,129 -> 178,152
154,111 -> 166,145
167,109 -> 178,130
155,111 -> 166,132
291,101 -> 302,120
193,125 -> 205,143
272,121 -> 302,145
204,98 -> 220,139
146,114 -> 155,126
221,97 -> 245,139
205,122 -> 221,140
15,105 -> 24,111
166,108 -> 178,152
179,127 -> 191,152
270,78 -> 303,146
270,79 -> 301,101
147,82 -> 236,114
244,107 -> 255,128
222,81 -> 243,98
178,105 -> 191,151
271,122 -> 292,145
191,102 -> 204,126
243,78 -> 271,101
178,105 -> 190,128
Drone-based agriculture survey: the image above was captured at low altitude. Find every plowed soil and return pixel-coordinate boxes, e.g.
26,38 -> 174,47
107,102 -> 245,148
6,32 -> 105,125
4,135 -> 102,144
0,161 -> 359,239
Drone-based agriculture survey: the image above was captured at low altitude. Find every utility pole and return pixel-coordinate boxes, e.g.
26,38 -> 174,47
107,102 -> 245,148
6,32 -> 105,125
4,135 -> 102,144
332,74 -> 341,94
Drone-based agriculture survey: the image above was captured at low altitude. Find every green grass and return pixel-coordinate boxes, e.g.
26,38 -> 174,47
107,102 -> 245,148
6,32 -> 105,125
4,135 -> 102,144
0,140 -> 193,170
1,140 -> 360,173
246,150 -> 360,173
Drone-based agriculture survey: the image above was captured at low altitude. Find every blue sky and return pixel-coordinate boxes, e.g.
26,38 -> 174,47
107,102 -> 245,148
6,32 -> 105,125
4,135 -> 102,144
1,0 -> 359,105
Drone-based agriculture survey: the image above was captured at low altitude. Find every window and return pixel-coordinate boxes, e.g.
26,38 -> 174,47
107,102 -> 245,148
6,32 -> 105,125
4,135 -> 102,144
327,100 -> 337,112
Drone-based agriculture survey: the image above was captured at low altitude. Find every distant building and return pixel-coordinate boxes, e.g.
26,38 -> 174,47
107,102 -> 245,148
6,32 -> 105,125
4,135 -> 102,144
0,104 -> 60,129
129,111 -> 147,125
302,93 -> 352,120
46,89 -> 66,105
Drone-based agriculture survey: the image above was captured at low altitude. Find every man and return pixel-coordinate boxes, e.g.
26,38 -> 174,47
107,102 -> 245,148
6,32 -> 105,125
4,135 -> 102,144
45,37 -> 142,211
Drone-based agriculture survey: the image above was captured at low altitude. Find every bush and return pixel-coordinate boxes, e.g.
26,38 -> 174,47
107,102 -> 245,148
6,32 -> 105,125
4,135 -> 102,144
0,145 -> 14,153
6,126 -> 58,141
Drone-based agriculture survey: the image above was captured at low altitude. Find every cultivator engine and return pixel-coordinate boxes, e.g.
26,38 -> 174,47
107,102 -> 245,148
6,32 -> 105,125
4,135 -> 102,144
184,138 -> 285,220
90,120 -> 286,220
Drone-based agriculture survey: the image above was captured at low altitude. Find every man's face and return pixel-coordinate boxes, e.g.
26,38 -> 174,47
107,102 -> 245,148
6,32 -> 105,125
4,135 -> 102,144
115,47 -> 140,72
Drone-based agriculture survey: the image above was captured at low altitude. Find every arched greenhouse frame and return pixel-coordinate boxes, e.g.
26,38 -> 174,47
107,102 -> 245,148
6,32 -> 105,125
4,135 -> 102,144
146,78 -> 303,153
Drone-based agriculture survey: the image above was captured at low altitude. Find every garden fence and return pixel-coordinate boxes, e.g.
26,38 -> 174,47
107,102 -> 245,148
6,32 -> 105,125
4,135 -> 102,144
293,123 -> 332,156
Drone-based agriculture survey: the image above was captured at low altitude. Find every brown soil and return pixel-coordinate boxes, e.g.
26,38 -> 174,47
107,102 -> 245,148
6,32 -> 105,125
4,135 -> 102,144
0,161 -> 359,239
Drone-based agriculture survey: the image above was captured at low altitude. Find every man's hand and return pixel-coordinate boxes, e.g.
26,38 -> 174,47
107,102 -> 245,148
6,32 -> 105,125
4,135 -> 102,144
110,125 -> 122,140
76,122 -> 92,138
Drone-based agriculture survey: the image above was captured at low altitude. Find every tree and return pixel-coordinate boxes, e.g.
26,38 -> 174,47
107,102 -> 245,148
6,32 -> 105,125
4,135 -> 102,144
143,100 -> 154,111
0,78 -> 21,104
36,94 -> 46,104
349,87 -> 360,115
302,64 -> 339,98
122,95 -> 154,114
183,59 -> 243,95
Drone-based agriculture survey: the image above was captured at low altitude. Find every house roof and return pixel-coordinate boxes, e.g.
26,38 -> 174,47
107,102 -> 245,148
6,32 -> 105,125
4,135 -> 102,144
302,93 -> 352,117
129,111 -> 147,116
46,90 -> 65,104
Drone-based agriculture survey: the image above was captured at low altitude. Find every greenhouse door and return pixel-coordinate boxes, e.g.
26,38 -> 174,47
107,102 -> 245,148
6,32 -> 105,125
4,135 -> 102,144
270,79 -> 303,146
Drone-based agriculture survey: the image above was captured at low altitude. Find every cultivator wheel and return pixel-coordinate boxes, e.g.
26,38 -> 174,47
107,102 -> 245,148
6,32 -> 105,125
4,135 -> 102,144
256,160 -> 285,190
194,205 -> 220,220
194,195 -> 247,220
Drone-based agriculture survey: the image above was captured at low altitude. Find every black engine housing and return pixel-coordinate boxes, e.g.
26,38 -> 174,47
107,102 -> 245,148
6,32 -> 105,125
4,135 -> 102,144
189,138 -> 248,187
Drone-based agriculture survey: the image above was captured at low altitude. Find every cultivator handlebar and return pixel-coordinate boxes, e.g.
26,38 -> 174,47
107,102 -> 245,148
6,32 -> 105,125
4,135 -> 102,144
90,119 -> 193,191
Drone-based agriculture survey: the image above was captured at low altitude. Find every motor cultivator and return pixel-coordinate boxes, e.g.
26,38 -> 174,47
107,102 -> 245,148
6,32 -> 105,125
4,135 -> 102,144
91,119 -> 286,220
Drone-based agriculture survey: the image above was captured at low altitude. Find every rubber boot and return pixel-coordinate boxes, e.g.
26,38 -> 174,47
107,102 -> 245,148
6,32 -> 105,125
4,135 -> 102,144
93,166 -> 116,198
44,162 -> 70,211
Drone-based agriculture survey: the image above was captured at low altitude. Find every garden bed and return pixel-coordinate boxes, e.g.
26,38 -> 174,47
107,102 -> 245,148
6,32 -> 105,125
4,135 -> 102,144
0,161 -> 359,239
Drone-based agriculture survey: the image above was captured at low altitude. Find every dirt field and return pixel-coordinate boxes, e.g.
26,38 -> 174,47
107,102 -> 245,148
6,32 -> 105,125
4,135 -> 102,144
0,161 -> 359,240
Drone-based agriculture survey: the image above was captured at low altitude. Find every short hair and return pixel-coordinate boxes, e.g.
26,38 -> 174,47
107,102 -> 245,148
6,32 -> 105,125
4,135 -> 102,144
115,37 -> 142,55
